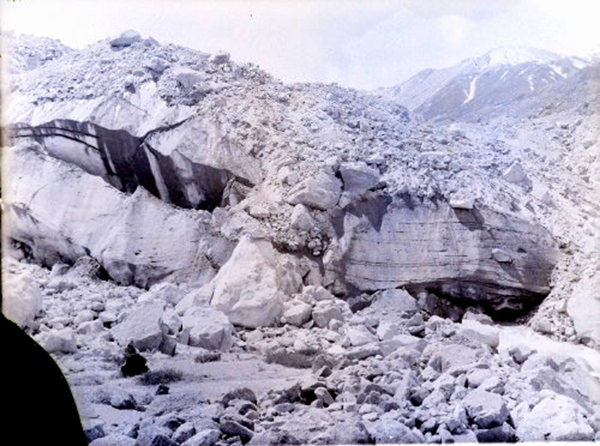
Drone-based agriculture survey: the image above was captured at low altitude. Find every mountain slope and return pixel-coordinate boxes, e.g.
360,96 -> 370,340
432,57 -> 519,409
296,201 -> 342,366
385,46 -> 590,122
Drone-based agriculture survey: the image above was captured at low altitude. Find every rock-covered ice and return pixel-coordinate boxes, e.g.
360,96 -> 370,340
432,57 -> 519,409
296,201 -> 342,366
2,32 -> 599,445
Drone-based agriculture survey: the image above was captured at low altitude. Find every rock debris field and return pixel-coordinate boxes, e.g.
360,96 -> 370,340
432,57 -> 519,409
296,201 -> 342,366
2,31 -> 600,444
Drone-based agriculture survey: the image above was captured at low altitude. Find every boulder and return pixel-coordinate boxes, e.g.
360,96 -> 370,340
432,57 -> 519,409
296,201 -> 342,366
463,388 -> 509,429
290,204 -> 316,231
286,170 -> 342,210
210,237 -> 302,328
370,288 -> 418,315
509,344 -> 536,364
173,67 -> 205,90
90,435 -> 136,446
111,301 -> 166,351
515,392 -> 594,441
139,282 -> 184,306
458,319 -> 500,349
302,285 -> 335,302
312,300 -> 344,328
180,305 -> 233,350
338,161 -> 380,197
182,429 -> 220,446
368,418 -> 424,444
281,300 -> 312,326
2,262 -> 43,328
502,161 -> 529,185
428,343 -> 483,373
449,197 -> 474,210
567,275 -> 600,345
110,30 -> 141,48
345,325 -> 378,346
40,327 -> 78,353
475,423 -> 516,442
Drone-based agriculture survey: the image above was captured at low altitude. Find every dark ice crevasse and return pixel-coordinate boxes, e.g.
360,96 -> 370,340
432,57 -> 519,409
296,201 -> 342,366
9,119 -> 250,211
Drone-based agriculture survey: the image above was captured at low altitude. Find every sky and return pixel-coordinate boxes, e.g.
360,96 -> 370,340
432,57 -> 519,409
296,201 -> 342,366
2,0 -> 599,89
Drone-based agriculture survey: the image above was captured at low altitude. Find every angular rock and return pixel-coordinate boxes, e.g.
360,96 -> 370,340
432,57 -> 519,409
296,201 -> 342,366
110,30 -> 141,48
149,435 -> 179,446
445,404 -> 469,434
290,204 -> 316,231
180,305 -> 233,350
2,261 -> 43,328
449,197 -> 474,210
312,300 -> 344,328
370,288 -> 418,315
339,161 -> 380,196
567,276 -> 600,345
182,429 -> 220,446
314,387 -> 334,406
475,423 -> 516,443
345,325 -> 378,346
286,170 -> 342,210
302,285 -> 335,303
111,301 -> 166,351
222,387 -> 258,406
219,420 -> 253,442
210,237 -> 302,328
90,435 -> 136,446
515,392 -> 594,441
172,422 -> 196,444
491,248 -> 512,263
368,418 -> 423,444
428,343 -> 482,373
458,319 -> 500,349
281,300 -> 312,326
93,387 -> 139,410
502,161 -> 529,185
265,347 -> 314,369
347,342 -> 381,360
173,67 -> 204,90
463,388 -> 509,429
41,327 -> 78,354
509,344 -> 537,364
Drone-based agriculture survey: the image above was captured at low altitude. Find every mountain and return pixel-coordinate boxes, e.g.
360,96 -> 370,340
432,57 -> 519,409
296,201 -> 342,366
2,32 -> 600,444
385,46 -> 590,121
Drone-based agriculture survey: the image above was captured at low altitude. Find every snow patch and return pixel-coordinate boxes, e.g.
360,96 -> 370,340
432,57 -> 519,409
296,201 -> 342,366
550,63 -> 568,79
463,76 -> 478,104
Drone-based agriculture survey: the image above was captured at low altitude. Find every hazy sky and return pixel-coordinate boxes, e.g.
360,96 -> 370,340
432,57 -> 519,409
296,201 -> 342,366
3,0 -> 599,89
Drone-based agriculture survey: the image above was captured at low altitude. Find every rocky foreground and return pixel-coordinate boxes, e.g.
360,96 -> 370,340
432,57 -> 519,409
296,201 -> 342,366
2,31 -> 600,444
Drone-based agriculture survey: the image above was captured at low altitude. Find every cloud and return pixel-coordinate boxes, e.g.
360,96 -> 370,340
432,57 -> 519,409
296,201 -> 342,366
3,0 -> 598,90
399,0 -> 521,20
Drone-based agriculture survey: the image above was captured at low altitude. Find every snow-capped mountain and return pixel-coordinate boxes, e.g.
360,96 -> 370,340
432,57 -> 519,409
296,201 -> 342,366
385,46 -> 590,121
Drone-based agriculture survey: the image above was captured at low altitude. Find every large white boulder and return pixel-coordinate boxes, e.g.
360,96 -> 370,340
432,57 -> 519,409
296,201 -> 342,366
111,301 -> 167,351
40,327 -> 78,354
179,305 -> 233,350
2,261 -> 43,328
209,237 -> 302,328
286,170 -> 342,211
514,391 -> 594,441
567,275 -> 600,345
